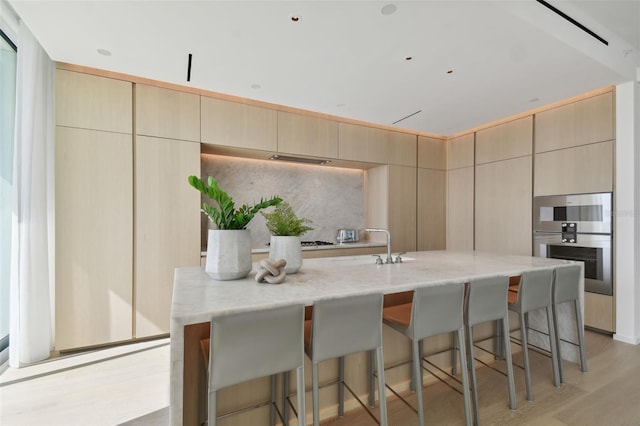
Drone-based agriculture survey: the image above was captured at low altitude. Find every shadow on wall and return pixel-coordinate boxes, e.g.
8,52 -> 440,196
200,155 -> 365,249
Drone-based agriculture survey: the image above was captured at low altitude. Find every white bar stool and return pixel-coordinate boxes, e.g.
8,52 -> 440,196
381,282 -> 472,426
297,293 -> 388,426
553,264 -> 588,382
507,269 -> 561,401
201,304 -> 306,426
464,275 -> 517,424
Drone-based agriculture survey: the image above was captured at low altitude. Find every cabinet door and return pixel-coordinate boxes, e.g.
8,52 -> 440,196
475,116 -> 532,164
535,92 -> 614,153
418,168 -> 446,250
135,136 -> 201,338
446,167 -> 474,250
55,127 -> 133,350
277,111 -> 338,158
56,69 -> 132,133
201,96 -> 277,151
418,136 -> 446,170
389,165 -> 417,253
135,84 -> 200,142
447,133 -> 474,170
338,123 -> 389,164
534,140 -> 613,196
475,156 -> 532,255
387,131 -> 417,167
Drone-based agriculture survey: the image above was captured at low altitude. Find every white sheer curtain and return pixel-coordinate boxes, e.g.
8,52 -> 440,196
9,21 -> 54,366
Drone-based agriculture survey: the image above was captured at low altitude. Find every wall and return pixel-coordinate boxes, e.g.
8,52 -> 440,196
200,154 -> 365,249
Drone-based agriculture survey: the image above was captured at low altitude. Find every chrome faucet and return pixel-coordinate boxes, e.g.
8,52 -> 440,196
365,228 -> 393,264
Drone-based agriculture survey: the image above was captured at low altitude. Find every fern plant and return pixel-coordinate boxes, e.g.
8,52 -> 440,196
261,201 -> 314,236
188,175 -> 282,230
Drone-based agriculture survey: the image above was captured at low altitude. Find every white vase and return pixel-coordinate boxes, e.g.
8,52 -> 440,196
205,229 -> 252,280
269,235 -> 303,274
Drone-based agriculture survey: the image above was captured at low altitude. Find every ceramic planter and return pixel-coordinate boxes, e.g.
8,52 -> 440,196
205,229 -> 252,280
269,235 -> 303,274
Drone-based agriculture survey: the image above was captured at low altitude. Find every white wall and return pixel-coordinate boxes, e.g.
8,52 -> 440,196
614,80 -> 640,345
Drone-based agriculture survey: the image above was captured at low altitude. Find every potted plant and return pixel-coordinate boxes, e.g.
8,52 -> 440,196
188,175 -> 281,280
262,201 -> 314,274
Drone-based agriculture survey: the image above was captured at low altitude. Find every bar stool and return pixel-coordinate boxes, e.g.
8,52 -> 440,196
300,293 -> 387,426
380,283 -> 472,426
507,269 -> 560,401
201,304 -> 306,426
553,264 -> 588,382
464,275 -> 517,423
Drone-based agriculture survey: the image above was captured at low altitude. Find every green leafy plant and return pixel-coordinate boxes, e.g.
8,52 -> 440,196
262,201 -> 314,236
188,175 -> 282,230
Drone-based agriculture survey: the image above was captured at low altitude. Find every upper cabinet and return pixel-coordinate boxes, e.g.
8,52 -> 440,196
446,133 -> 474,169
201,96 -> 277,151
475,116 -> 532,164
338,123 -> 416,166
417,136 -> 446,170
56,69 -> 132,133
277,111 -> 338,158
135,84 -> 200,142
535,92 -> 614,153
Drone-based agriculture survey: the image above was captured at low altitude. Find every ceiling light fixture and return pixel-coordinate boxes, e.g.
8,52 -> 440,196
289,14 -> 301,22
446,70 -> 454,74
405,56 -> 413,61
97,48 -> 111,56
269,154 -> 330,165
381,4 -> 397,15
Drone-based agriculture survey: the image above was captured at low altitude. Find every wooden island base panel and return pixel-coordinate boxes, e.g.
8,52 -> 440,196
171,251 -> 583,426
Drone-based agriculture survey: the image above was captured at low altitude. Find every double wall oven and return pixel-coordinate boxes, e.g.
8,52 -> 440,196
533,192 -> 613,296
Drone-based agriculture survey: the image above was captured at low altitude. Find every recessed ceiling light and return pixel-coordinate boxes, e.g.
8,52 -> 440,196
289,14 -> 301,22
336,103 -> 346,107
405,56 -> 413,61
251,83 -> 261,89
97,48 -> 111,56
381,4 -> 397,15
446,69 -> 454,74
530,97 -> 540,103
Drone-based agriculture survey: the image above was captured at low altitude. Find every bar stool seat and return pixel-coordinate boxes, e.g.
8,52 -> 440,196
507,269 -> 560,401
380,283 -> 472,426
553,264 -> 588,382
201,304 -> 306,426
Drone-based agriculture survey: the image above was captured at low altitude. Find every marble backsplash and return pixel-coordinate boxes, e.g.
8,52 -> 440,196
200,154 -> 365,249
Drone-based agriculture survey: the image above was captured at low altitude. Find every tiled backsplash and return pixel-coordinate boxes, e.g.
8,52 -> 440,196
200,154 -> 365,249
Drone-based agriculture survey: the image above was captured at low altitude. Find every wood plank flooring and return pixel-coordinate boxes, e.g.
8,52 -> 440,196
1,330 -> 639,425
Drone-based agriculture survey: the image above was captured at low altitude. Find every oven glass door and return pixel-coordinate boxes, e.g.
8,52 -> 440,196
534,234 -> 612,295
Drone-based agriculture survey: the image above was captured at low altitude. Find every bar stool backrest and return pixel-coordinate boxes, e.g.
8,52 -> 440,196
209,304 -> 305,391
517,269 -> 554,312
554,264 -> 582,304
309,293 -> 383,363
466,276 -> 509,327
410,282 -> 465,340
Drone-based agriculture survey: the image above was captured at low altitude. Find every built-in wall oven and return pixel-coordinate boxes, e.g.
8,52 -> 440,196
533,192 -> 613,295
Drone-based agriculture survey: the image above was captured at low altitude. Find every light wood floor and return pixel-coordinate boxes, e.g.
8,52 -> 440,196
1,330 -> 639,425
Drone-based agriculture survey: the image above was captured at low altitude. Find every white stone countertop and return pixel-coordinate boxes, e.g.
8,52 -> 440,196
200,241 -> 387,256
170,250 -> 581,425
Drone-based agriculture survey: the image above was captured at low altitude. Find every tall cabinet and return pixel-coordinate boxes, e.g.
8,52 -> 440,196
474,117 -> 533,255
446,134 -> 475,250
417,136 -> 446,250
55,70 -> 134,350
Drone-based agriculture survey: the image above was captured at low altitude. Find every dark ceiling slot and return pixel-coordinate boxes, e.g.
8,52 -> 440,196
393,110 -> 422,125
187,53 -> 193,82
536,0 -> 608,46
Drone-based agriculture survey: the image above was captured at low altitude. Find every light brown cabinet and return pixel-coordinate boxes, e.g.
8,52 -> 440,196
535,92 -> 614,153
201,96 -> 277,151
417,136 -> 446,250
418,136 -> 446,170
446,134 -> 475,250
134,136 -> 201,338
339,123 -> 416,166
585,292 -> 615,333
389,165 -> 417,253
135,84 -> 200,142
277,111 -> 338,159
475,116 -> 532,164
475,156 -> 532,255
55,69 -> 132,133
55,127 -> 133,350
534,140 -> 613,196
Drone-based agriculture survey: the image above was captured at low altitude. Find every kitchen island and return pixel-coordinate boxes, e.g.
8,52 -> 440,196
170,250 -> 582,426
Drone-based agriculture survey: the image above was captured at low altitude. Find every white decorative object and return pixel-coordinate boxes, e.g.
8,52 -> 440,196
269,235 -> 303,274
205,229 -> 252,280
255,258 -> 287,284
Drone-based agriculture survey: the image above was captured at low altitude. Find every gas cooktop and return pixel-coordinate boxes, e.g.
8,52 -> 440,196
266,240 -> 335,247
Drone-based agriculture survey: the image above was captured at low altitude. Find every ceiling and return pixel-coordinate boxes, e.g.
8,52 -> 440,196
7,0 -> 640,136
